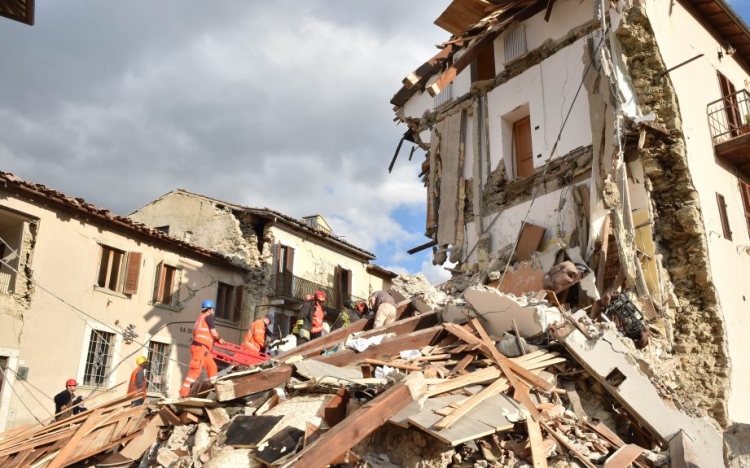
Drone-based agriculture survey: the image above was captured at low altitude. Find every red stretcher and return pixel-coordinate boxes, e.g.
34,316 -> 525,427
210,342 -> 270,367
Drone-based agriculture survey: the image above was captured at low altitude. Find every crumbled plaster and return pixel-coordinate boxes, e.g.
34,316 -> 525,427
615,1 -> 729,426
357,423 -> 455,468
0,221 -> 36,345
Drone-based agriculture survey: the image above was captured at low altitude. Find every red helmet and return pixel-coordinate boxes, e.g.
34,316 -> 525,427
314,290 -> 326,302
65,379 -> 77,386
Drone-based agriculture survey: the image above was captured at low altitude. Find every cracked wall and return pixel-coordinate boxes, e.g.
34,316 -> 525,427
0,219 -> 36,347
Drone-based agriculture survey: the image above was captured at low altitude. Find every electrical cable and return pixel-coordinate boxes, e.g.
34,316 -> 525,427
0,367 -> 42,422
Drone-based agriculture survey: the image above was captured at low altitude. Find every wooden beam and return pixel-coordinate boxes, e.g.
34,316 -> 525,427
215,364 -> 293,402
47,408 -> 106,468
433,378 -> 509,429
363,359 -> 421,371
527,417 -> 549,468
449,353 -> 475,376
540,422 -> 597,468
279,373 -> 425,468
428,30 -> 503,97
544,0 -> 556,22
603,444 -> 645,468
311,325 -> 445,367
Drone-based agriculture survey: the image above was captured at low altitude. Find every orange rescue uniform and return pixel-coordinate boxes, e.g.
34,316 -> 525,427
128,365 -> 147,401
179,312 -> 219,397
242,318 -> 267,353
311,303 -> 324,334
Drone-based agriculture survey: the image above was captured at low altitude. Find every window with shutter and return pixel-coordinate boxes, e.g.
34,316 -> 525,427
97,245 -> 127,294
233,285 -> 244,322
123,252 -> 142,295
153,261 -> 181,306
216,282 -> 234,321
717,193 -> 732,240
740,180 -> 750,236
513,116 -> 533,178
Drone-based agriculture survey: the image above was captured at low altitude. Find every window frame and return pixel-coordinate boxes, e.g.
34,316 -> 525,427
152,261 -> 182,310
215,282 -> 243,323
146,336 -> 172,395
0,347 -> 19,433
78,322 -> 121,389
95,244 -> 141,297
716,192 -> 733,241
739,180 -> 750,238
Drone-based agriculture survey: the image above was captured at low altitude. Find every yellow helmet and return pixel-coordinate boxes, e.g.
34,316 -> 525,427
136,356 -> 148,366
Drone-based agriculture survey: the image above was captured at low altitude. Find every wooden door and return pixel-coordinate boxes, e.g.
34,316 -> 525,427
514,116 -> 533,177
718,72 -> 740,136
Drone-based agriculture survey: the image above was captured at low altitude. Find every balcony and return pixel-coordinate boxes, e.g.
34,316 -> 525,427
267,272 -> 366,314
707,90 -> 750,175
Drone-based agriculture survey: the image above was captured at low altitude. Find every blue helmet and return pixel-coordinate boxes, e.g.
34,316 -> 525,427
201,299 -> 215,310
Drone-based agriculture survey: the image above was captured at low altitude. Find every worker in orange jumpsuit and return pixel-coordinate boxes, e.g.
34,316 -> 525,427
242,315 -> 274,353
179,300 -> 225,397
309,290 -> 326,340
128,356 -> 149,406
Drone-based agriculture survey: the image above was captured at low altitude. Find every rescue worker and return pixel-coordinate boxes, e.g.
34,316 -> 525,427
293,294 -> 314,344
332,300 -> 364,331
370,290 -> 397,328
179,299 -> 226,398
128,356 -> 149,406
53,379 -> 85,420
242,315 -> 274,353
309,290 -> 326,340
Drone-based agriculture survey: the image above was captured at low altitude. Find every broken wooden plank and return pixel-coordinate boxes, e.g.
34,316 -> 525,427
321,386 -> 349,428
279,373 -> 425,468
363,358 -> 421,371
540,422 -> 596,468
563,381 -> 586,420
468,319 -> 544,420
449,353 -> 475,376
215,364 -> 293,402
312,325 -> 445,367
434,378 -> 509,429
47,408 -> 106,468
603,444 -> 645,468
158,406 -> 181,426
527,417 -> 549,468
205,407 -> 230,428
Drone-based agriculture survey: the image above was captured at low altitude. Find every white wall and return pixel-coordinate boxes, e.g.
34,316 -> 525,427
646,0 -> 750,423
487,37 -> 593,178
0,194 -> 246,429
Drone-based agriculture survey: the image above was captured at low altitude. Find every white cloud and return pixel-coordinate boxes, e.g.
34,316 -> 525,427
420,260 -> 452,285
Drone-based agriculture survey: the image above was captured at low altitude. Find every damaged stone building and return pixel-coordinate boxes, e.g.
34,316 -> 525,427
0,172 -> 249,431
392,0 -> 750,445
128,189 -> 396,334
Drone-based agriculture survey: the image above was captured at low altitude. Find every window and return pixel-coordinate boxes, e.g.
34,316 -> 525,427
275,244 -> 295,274
97,246 -> 141,295
154,226 -> 170,235
0,208 -> 31,295
740,180 -> 750,236
504,25 -> 527,62
146,341 -> 171,394
334,266 -> 352,310
215,282 -> 243,322
153,262 -> 181,306
513,116 -> 534,178
82,330 -> 115,386
0,356 -> 6,393
717,193 -> 732,240
472,42 -> 495,83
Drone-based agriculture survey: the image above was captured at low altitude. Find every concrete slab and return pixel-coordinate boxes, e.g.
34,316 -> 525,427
464,288 -> 563,338
561,330 -> 723,468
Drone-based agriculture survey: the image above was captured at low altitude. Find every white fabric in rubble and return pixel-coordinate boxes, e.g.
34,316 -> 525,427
374,365 -> 397,379
399,349 -> 421,360
345,332 -> 387,352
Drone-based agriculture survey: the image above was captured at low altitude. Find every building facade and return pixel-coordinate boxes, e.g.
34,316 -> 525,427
0,173 -> 248,430
128,190 -> 395,335
393,0 -> 750,431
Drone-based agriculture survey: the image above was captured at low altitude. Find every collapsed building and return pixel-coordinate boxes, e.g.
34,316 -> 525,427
387,0 -> 750,461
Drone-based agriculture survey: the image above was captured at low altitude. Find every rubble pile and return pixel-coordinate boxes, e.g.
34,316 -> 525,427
0,269 -> 721,467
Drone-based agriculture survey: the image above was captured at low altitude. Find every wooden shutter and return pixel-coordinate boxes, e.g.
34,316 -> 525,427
740,181 -> 750,235
514,116 -> 533,177
274,243 -> 282,273
153,261 -> 165,303
233,285 -> 244,322
285,246 -> 294,275
718,72 -> 740,136
123,252 -> 142,295
346,269 -> 352,298
717,193 -> 732,241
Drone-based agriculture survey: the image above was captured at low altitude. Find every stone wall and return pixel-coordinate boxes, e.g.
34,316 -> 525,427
617,1 -> 729,426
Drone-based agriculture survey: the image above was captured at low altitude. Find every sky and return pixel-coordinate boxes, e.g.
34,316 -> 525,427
2,1 -> 750,286
0,1 -> 453,283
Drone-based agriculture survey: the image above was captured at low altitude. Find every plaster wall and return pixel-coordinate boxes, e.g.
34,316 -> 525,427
495,0 -> 594,73
464,184 -> 581,263
269,225 -> 388,301
646,0 -> 750,424
0,193 -> 245,429
486,37 -> 593,179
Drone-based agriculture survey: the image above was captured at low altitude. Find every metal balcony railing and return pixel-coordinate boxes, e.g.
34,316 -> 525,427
707,89 -> 750,144
267,272 -> 366,311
